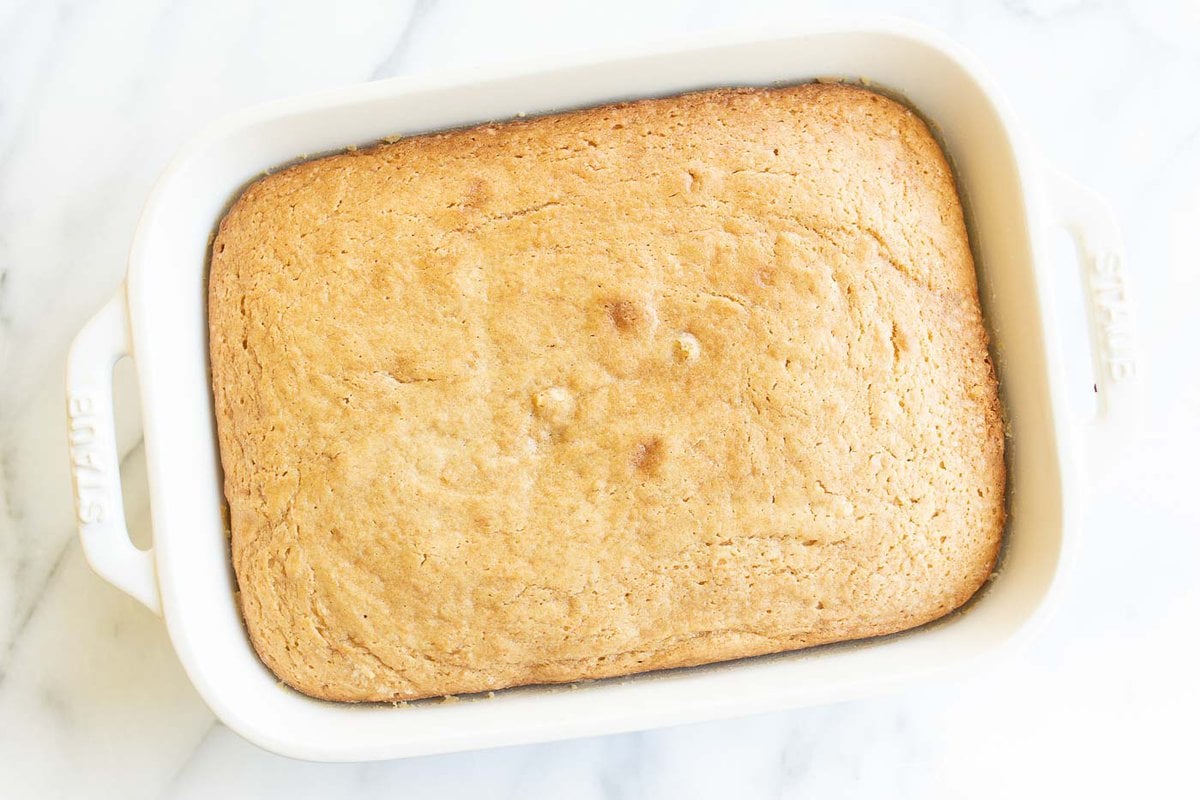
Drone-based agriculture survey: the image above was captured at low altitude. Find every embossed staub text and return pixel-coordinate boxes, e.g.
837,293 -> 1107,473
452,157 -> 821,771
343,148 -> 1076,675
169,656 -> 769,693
68,394 -> 106,524
1090,250 -> 1136,382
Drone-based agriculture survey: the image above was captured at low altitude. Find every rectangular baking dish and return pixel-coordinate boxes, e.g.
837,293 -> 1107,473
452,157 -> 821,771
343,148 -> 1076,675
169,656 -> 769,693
66,18 -> 1140,761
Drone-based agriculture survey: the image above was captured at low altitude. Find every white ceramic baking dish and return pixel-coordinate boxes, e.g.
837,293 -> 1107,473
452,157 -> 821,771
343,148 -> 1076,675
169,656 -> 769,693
66,18 -> 1140,761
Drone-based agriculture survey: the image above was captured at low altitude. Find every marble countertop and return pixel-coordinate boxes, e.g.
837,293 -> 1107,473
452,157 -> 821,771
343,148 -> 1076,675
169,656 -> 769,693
2,0 -> 1197,797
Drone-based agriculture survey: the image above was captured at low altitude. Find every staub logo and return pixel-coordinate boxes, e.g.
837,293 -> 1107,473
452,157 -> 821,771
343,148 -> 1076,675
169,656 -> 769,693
1090,251 -> 1136,382
68,394 -> 106,524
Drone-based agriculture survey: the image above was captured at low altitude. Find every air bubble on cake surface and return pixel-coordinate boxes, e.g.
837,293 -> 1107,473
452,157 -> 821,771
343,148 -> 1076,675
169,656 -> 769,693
605,297 -> 658,335
632,437 -> 666,474
673,332 -> 701,363
606,299 -> 641,331
532,386 -> 575,427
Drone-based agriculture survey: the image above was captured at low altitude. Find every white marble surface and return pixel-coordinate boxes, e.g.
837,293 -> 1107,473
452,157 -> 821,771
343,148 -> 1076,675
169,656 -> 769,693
1,0 -> 1197,797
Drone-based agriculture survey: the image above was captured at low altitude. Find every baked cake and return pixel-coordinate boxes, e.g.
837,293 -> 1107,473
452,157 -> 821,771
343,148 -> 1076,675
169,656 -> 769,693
209,84 -> 1005,702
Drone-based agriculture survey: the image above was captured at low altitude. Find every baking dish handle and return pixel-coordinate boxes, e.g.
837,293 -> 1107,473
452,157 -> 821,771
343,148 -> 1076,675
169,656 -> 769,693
66,286 -> 161,615
1045,168 -> 1143,472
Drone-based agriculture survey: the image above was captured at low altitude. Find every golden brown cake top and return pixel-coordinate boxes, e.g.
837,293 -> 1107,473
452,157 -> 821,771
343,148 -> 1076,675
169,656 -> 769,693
209,84 -> 1004,702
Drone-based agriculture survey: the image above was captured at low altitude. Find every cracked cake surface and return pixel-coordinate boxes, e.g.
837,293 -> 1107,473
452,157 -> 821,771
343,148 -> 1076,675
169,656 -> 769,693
208,83 -> 1005,702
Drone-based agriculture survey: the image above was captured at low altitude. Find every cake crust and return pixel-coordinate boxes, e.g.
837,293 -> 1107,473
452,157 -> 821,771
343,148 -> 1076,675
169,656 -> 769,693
209,84 -> 1005,702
